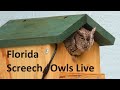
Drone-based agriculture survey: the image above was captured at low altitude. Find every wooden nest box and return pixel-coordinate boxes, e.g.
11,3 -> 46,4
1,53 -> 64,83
0,14 -> 115,79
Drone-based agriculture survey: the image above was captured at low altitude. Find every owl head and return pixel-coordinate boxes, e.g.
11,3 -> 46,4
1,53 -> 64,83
64,27 -> 96,59
75,27 -> 96,51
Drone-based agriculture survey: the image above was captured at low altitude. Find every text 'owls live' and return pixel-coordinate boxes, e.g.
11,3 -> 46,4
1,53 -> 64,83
6,50 -> 94,72
7,64 -> 94,72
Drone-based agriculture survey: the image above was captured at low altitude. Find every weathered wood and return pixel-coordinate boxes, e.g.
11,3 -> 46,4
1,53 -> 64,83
0,14 -> 115,48
0,42 -> 104,79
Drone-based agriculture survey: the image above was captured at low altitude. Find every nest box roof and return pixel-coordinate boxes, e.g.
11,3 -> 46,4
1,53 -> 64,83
0,14 -> 115,48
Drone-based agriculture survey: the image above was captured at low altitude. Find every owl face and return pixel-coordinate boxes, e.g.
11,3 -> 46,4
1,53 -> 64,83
64,27 -> 96,57
76,28 -> 96,50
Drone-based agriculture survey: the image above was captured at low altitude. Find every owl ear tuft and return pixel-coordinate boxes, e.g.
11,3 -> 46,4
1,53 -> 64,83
91,27 -> 96,34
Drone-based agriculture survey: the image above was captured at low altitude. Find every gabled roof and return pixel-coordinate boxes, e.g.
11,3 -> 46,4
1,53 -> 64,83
0,14 -> 115,48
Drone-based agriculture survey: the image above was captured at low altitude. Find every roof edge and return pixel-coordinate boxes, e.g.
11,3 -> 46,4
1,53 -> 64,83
85,14 -> 115,46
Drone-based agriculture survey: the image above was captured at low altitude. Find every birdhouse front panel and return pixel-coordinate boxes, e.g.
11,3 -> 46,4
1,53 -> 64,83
0,42 -> 103,79
0,14 -> 115,79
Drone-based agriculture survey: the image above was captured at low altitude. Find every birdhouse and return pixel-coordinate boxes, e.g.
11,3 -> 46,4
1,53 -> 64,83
0,14 -> 115,79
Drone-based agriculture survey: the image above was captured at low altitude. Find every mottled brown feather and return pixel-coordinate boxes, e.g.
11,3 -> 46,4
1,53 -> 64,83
64,27 -> 96,61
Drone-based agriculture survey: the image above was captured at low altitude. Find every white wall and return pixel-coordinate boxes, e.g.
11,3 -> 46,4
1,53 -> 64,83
0,11 -> 119,79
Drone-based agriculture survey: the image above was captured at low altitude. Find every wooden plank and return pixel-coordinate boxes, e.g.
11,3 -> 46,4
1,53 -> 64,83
0,42 -> 103,79
0,48 -> 11,79
59,73 -> 105,79
0,14 -> 85,48
46,42 -> 101,79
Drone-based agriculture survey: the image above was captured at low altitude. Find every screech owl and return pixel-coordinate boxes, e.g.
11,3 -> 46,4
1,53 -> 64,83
63,27 -> 96,61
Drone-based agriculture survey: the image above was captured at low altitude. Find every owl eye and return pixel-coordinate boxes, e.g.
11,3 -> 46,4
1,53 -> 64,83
81,37 -> 84,39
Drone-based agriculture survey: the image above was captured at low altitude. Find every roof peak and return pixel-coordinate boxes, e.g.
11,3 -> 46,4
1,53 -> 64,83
0,14 -> 115,48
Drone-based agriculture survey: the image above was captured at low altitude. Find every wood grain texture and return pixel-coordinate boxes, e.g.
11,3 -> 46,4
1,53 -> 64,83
0,42 -> 104,79
0,48 -> 11,79
59,73 -> 105,79
0,14 -> 115,48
